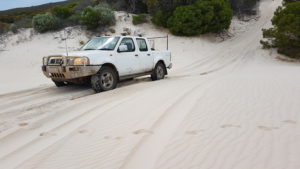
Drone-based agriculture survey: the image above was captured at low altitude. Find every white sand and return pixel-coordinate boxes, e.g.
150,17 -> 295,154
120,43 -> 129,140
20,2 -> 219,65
1,0 -> 300,169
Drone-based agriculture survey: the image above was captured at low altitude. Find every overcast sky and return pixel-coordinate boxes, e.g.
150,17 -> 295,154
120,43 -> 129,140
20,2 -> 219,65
0,0 -> 66,11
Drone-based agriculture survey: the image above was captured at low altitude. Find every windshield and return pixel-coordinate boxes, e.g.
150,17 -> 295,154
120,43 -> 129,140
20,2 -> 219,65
81,37 -> 120,51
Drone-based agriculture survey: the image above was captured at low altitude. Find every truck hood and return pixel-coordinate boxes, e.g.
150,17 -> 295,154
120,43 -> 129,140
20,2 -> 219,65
57,50 -> 114,65
61,50 -> 112,58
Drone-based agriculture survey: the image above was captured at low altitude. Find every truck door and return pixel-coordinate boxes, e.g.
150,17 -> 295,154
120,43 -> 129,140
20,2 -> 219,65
136,38 -> 153,72
115,37 -> 140,76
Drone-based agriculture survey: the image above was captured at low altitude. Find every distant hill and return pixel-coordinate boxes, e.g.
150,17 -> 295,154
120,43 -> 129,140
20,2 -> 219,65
0,0 -> 78,15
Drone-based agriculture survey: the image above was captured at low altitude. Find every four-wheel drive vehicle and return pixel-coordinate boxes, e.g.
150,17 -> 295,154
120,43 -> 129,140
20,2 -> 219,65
42,36 -> 172,92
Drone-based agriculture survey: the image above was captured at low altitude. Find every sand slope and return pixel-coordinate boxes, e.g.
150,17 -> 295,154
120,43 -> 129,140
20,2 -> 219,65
1,0 -> 300,169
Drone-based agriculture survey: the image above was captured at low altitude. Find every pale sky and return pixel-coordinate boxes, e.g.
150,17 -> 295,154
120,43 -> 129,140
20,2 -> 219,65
0,0 -> 66,11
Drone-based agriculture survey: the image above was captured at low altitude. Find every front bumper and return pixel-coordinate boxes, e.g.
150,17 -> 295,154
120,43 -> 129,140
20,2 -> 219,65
42,65 -> 101,80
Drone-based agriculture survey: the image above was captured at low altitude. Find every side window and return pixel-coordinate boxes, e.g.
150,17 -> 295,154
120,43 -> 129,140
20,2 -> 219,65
136,38 -> 148,52
119,38 -> 135,52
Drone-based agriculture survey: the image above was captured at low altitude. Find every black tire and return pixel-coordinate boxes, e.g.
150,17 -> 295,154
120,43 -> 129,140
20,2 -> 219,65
151,62 -> 166,81
52,80 -> 66,87
91,66 -> 118,93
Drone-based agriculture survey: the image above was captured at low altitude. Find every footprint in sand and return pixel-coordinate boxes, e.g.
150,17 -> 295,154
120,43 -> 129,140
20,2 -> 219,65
19,122 -> 28,127
39,132 -> 56,137
104,136 -> 113,140
221,124 -> 241,129
133,129 -> 153,135
257,126 -> 279,131
282,120 -> 297,124
185,130 -> 204,135
115,137 -> 123,140
103,136 -> 123,140
78,129 -> 88,134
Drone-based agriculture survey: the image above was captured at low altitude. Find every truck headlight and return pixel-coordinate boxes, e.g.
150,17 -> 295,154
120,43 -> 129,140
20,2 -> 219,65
74,57 -> 90,66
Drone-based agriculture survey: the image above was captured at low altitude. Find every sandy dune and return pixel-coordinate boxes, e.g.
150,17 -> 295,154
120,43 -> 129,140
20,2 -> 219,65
1,0 -> 300,169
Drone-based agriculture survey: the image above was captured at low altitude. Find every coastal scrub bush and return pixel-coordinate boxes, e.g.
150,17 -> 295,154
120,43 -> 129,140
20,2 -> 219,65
14,17 -> 32,28
67,11 -> 81,26
0,22 -> 9,34
202,0 -> 233,33
52,6 -> 74,19
261,2 -> 300,58
32,13 -> 61,33
151,10 -> 173,28
132,14 -> 148,25
167,0 -> 233,36
9,24 -> 18,33
80,6 -> 115,29
283,0 -> 300,4
167,5 -> 208,36
52,2 -> 78,19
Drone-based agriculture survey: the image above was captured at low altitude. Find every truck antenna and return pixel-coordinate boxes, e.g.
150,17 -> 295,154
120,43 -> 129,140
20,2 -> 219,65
63,29 -> 69,57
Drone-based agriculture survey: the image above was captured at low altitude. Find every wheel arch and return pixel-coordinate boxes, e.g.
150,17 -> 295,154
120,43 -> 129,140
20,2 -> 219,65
155,60 -> 168,75
100,63 -> 120,81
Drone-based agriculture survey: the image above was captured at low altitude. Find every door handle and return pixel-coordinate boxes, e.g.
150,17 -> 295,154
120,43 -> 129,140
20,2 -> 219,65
135,54 -> 138,57
147,54 -> 151,56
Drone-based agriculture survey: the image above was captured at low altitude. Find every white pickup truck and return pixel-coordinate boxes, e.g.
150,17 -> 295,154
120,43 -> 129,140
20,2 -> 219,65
42,36 -> 172,92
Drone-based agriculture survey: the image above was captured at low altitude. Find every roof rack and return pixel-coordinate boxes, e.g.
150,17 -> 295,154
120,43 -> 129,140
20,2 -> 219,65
147,35 -> 169,50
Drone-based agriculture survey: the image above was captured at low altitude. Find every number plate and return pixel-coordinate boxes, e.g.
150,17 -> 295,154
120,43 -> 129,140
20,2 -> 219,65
47,66 -> 60,73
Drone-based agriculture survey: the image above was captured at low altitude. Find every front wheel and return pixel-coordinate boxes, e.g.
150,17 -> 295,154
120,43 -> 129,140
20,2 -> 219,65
151,62 -> 166,81
91,66 -> 118,93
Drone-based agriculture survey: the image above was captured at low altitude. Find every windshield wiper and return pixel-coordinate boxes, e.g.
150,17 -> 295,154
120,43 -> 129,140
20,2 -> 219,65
84,48 -> 96,50
99,48 -> 113,51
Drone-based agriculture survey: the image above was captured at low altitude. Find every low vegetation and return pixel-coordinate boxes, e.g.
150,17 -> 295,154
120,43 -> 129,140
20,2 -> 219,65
0,0 -> 260,36
261,1 -> 300,58
80,6 -> 115,30
52,2 -> 77,19
167,0 -> 232,36
32,13 -> 61,33
0,0 -> 108,34
0,22 -> 9,34
132,14 -> 148,25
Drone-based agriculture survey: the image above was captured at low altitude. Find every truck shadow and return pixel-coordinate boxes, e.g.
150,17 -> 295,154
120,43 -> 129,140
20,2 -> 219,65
0,77 -> 153,99
118,77 -> 151,88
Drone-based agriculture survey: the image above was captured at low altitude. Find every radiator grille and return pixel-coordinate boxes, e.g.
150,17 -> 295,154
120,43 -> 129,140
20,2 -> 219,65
50,73 -> 65,78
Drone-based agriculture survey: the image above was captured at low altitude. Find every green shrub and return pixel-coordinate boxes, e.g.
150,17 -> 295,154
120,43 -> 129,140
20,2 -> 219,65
261,2 -> 300,58
200,0 -> 233,33
32,13 -> 61,33
0,22 -> 9,34
80,6 -> 115,29
167,5 -> 210,36
52,6 -> 74,19
283,0 -> 300,4
152,10 -> 173,28
9,24 -> 18,33
12,17 -> 33,30
52,3 -> 77,19
167,0 -> 232,36
67,11 -> 81,26
133,14 -> 148,25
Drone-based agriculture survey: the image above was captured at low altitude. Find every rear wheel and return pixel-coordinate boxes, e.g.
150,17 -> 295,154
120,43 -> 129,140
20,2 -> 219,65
91,66 -> 118,93
151,62 -> 166,81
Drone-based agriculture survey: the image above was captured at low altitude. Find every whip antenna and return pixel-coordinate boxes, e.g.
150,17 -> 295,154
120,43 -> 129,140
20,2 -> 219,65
63,29 -> 69,57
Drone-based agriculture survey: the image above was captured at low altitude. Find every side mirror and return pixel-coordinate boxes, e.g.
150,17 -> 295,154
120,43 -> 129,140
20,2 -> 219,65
118,45 -> 128,52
